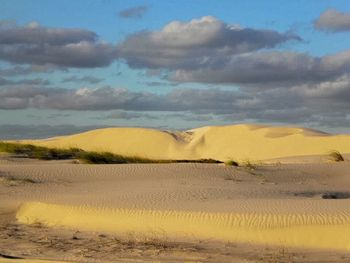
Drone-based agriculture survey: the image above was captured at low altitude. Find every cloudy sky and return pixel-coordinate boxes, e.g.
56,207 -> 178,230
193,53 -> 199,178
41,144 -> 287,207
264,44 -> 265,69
1,0 -> 350,138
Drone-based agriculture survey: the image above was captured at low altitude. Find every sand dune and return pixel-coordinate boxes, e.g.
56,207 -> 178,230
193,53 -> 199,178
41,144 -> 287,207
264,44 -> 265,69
19,124 -> 350,162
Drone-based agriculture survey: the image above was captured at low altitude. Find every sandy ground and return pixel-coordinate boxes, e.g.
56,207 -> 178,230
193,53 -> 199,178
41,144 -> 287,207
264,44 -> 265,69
1,156 -> 350,262
20,124 -> 350,161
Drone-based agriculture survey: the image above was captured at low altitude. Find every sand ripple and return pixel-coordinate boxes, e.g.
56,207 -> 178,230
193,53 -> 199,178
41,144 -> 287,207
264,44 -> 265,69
17,201 -> 350,251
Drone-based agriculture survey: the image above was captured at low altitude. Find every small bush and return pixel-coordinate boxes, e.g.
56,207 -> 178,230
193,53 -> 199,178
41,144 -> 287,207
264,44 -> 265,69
328,150 -> 344,162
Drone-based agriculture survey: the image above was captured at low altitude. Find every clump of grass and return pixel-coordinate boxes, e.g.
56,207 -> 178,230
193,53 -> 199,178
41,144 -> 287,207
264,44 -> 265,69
224,159 -> 239,166
328,150 -> 345,162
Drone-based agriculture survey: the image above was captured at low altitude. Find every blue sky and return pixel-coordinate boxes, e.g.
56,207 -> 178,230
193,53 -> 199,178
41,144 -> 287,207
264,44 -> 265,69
1,0 -> 350,138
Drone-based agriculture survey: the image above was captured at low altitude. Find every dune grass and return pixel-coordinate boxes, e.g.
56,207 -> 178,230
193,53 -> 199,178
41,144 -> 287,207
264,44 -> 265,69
224,159 -> 239,166
0,141 -> 157,164
328,150 -> 345,162
78,151 -> 156,164
0,141 -> 222,164
0,141 -> 81,160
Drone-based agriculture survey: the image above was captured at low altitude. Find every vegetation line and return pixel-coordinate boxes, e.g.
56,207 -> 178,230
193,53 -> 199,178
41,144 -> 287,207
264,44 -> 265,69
0,141 -> 222,164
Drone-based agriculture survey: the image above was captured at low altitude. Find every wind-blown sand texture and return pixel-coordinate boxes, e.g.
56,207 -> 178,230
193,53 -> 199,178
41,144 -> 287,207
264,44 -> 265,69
20,124 -> 350,162
1,155 -> 350,261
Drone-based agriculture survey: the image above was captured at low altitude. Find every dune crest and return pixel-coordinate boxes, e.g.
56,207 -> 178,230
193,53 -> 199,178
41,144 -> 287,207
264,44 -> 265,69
19,124 -> 350,161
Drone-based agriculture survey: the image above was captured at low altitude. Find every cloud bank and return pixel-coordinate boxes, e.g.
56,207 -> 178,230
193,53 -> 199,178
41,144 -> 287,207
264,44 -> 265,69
0,83 -> 349,127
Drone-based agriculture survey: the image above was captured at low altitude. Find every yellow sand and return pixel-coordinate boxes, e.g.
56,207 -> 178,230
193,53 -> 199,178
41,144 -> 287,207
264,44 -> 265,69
17,202 -> 350,251
20,124 -> 350,161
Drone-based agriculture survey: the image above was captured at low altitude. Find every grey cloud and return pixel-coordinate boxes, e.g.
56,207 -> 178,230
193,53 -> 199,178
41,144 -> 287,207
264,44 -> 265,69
0,124 -> 108,140
0,21 -> 96,45
62,76 -> 103,84
118,5 -> 149,19
118,16 -> 300,70
293,75 -> 350,111
0,20 -> 16,29
170,113 -> 214,122
48,113 -> 72,118
0,77 -> 50,86
171,49 -> 350,86
0,21 -> 117,67
314,9 -> 350,32
138,81 -> 178,87
106,110 -> 158,120
0,65 -> 67,76
0,86 -> 245,111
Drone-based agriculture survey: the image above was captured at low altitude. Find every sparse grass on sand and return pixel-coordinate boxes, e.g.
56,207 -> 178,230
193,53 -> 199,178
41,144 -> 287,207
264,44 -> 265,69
0,173 -> 38,186
0,141 -> 222,164
328,150 -> 345,162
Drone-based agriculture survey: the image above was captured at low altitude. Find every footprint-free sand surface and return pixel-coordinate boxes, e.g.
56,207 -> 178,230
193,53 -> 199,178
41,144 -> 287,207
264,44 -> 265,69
1,154 -> 350,262
20,124 -> 350,162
